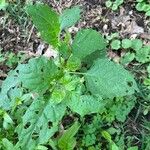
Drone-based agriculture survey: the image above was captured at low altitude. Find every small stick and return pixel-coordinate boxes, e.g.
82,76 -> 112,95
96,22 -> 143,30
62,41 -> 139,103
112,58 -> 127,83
27,25 -> 34,44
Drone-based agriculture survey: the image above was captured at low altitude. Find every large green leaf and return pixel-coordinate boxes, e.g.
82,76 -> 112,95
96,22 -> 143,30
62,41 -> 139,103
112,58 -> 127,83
26,4 -> 60,47
68,94 -> 106,117
58,121 -> 80,150
72,29 -> 106,60
60,6 -> 81,30
0,68 -> 20,110
18,57 -> 58,94
0,68 -> 20,94
17,97 -> 66,149
85,59 -> 138,98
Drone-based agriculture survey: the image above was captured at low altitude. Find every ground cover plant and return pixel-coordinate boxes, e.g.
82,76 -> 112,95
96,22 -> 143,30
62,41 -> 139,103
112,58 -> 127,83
0,1 -> 150,150
136,0 -> 150,16
105,0 -> 124,11
105,0 -> 150,16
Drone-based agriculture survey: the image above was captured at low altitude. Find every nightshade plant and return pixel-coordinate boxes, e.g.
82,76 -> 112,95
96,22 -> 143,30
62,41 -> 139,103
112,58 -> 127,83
0,3 -> 139,150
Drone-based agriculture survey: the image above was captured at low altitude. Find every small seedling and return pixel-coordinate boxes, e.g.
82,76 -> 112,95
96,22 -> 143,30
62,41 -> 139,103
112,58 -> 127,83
111,39 -> 121,50
122,39 -> 132,49
110,38 -> 150,64
105,0 -> 124,11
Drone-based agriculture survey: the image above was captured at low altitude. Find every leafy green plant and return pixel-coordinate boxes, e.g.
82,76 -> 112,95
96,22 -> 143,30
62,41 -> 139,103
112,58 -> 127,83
0,3 -> 139,150
106,32 -> 120,41
120,52 -> 135,65
123,39 -> 150,63
0,0 -> 8,10
102,130 -> 119,150
122,39 -> 132,49
111,39 -> 121,50
105,0 -> 124,11
106,0 -> 150,15
58,122 -> 80,150
110,38 -> 150,65
0,49 -> 26,68
136,0 -> 150,16
102,96 -> 136,123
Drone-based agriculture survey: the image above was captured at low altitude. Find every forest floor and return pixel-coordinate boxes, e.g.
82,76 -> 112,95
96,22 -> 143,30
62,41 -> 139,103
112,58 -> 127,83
0,0 -> 150,149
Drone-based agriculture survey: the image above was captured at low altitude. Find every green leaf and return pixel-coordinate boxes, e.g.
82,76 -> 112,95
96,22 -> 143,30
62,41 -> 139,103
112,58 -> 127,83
146,10 -> 150,16
26,4 -> 60,47
72,29 -> 106,60
120,52 -> 135,65
111,142 -> 119,150
115,0 -> 124,5
104,97 -> 136,123
143,4 -> 150,12
144,78 -> 150,87
122,39 -> 132,49
102,131 -> 119,150
3,112 -> 14,129
68,94 -> 106,117
112,4 -> 118,11
0,68 -> 20,110
58,121 -> 80,150
135,46 -> 150,63
101,131 -> 112,143
2,138 -> 20,150
51,87 -> 66,104
17,97 -> 66,149
18,57 -> 58,94
85,59 -> 138,98
66,55 -> 81,71
106,32 -> 119,41
36,145 -> 48,150
0,69 -> 20,94
105,1 -> 113,8
59,41 -> 71,59
111,40 -> 121,50
131,39 -> 143,51
0,94 -> 10,110
0,0 -> 8,10
60,6 -> 81,30
115,97 -> 136,122
2,138 -> 14,150
127,146 -> 138,150
59,74 -> 81,92
136,3 -> 144,11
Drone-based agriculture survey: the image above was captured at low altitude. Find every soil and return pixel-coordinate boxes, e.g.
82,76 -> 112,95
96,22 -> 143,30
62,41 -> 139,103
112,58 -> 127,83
1,0 -> 149,53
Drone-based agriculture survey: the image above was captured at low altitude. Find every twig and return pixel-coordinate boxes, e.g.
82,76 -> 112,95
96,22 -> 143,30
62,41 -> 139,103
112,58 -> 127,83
27,25 -> 34,43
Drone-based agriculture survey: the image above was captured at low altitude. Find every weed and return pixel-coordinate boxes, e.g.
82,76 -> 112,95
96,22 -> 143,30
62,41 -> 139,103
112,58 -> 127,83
136,0 -> 150,16
105,0 -> 124,11
0,3 -> 149,150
